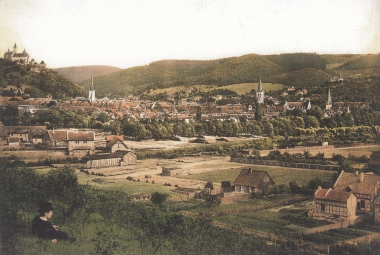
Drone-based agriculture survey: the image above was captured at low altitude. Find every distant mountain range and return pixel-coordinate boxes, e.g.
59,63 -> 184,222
52,53 -> 380,98
2,53 -> 378,100
53,65 -> 122,82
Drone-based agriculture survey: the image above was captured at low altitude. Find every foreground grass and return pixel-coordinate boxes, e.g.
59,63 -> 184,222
182,165 -> 337,186
302,228 -> 371,244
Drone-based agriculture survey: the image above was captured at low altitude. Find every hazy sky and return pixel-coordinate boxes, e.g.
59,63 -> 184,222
1,0 -> 379,69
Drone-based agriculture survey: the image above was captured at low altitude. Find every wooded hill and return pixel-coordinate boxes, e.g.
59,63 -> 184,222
53,65 -> 122,82
76,53 -> 379,98
0,59 -> 85,99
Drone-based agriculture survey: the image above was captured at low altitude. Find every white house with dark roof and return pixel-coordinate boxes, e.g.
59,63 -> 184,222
67,131 -> 95,157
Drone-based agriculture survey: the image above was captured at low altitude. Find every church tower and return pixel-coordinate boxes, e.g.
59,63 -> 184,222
326,89 -> 332,110
13,43 -> 17,53
89,77 -> 96,103
256,76 -> 265,104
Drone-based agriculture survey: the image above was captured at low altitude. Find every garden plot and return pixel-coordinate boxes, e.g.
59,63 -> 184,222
214,201 -> 332,236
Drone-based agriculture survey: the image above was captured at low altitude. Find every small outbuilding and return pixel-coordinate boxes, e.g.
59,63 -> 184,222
82,150 -> 137,168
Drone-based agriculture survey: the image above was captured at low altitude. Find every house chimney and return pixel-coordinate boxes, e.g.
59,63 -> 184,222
248,168 -> 252,173
355,171 -> 359,176
360,172 -> 364,183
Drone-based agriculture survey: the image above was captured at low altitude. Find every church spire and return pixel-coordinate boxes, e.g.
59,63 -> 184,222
257,76 -> 263,92
89,76 -> 95,103
256,76 -> 265,104
327,89 -> 332,104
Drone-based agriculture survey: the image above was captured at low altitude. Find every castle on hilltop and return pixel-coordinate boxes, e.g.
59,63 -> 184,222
4,43 -> 29,64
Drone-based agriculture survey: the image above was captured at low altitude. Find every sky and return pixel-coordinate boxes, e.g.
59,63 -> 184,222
0,0 -> 379,69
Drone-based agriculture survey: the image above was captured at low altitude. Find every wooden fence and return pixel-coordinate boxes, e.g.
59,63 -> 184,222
230,157 -> 341,171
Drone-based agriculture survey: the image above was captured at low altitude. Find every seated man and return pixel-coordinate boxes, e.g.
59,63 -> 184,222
32,202 -> 70,242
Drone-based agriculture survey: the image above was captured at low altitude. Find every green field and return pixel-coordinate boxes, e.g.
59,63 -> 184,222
219,82 -> 285,95
182,165 -> 336,186
146,82 -> 285,96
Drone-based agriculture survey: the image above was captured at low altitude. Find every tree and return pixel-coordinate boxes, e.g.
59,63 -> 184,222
255,103 -> 262,121
204,182 -> 214,190
150,192 -> 168,205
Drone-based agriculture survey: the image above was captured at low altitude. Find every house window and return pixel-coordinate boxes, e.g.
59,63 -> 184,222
263,177 -> 269,182
321,203 -> 325,212
75,141 -> 79,144
83,141 -> 87,143
361,200 -> 365,208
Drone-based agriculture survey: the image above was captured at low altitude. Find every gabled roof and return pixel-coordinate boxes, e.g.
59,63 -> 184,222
315,188 -> 352,202
106,137 -> 129,149
368,151 -> 380,166
233,169 -> 273,187
82,150 -> 134,161
7,137 -> 20,143
333,170 -> 380,195
47,130 -> 68,142
67,131 -> 94,141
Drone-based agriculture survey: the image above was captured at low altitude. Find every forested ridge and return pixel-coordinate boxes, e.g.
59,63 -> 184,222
0,59 -> 85,99
77,53 -> 332,97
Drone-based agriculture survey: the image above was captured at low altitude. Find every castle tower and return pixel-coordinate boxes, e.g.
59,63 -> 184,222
326,89 -> 332,110
256,76 -> 265,104
89,77 -> 96,103
13,43 -> 17,53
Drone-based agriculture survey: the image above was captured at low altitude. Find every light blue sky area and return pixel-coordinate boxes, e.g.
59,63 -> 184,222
1,0 -> 379,68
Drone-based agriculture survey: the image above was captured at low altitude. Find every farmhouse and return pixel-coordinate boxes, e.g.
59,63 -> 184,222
314,187 -> 356,219
233,168 -> 275,194
44,130 -> 95,156
333,170 -> 380,212
82,150 -> 137,168
0,126 -> 47,145
67,131 -> 95,157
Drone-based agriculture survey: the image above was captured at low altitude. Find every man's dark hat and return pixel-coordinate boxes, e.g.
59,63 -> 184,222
38,202 -> 54,213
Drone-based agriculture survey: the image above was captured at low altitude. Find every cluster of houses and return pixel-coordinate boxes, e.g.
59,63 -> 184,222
2,78 -> 364,126
229,167 -> 380,223
0,124 -> 137,168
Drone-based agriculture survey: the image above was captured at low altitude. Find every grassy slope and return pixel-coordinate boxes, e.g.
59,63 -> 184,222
146,83 -> 285,96
53,65 -> 122,82
321,54 -> 364,70
336,53 -> 380,70
268,68 -> 335,87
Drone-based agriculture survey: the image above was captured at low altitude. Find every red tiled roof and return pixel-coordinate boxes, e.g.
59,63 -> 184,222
333,170 -> 380,195
315,188 -> 352,202
48,130 -> 68,141
67,131 -> 94,141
